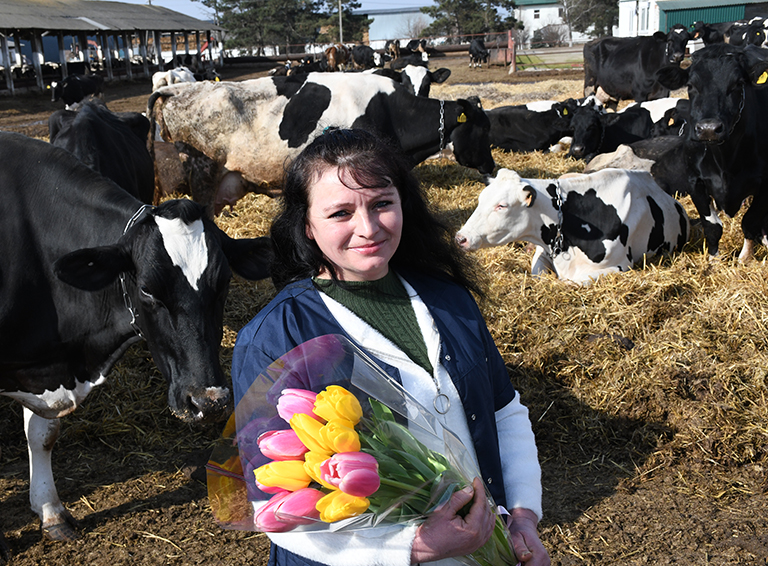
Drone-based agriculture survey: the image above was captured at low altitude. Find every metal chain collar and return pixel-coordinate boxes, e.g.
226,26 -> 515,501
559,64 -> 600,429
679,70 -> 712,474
119,204 -> 154,338
439,100 -> 445,150
550,182 -> 565,257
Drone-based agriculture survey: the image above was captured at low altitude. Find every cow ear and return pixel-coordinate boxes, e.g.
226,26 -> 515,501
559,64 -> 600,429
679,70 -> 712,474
523,186 -> 536,208
748,59 -> 768,86
653,31 -> 667,41
656,65 -> 689,90
430,68 -> 451,84
54,245 -> 133,291
219,234 -> 273,281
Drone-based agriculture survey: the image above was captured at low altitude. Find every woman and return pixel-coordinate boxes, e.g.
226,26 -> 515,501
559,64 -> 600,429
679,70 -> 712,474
231,129 -> 549,566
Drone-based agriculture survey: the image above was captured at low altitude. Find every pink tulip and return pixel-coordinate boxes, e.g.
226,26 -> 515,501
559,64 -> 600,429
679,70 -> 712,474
253,489 -> 324,532
320,452 -> 380,497
258,429 -> 309,461
277,389 -> 320,423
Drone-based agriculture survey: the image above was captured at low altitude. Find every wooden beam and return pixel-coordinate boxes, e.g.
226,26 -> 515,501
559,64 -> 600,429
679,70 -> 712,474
57,31 -> 68,78
139,30 -> 149,77
100,33 -> 113,81
122,32 -> 132,79
154,31 -> 164,71
170,31 -> 177,66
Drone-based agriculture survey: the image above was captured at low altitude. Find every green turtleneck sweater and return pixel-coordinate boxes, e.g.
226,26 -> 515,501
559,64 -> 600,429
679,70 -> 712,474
314,272 -> 434,374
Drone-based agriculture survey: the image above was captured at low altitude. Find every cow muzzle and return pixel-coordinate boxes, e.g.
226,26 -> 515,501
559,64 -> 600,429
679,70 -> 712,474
694,119 -> 725,143
171,386 -> 232,423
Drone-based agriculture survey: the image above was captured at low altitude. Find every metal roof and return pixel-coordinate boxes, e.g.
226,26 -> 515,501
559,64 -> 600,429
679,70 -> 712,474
0,0 -> 220,32
657,0 -> 767,9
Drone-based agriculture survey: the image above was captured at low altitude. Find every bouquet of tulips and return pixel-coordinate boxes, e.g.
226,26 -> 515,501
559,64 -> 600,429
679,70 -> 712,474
207,334 -> 517,566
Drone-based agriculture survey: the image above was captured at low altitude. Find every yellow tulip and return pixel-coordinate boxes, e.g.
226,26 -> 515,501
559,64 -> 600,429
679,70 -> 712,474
290,413 -> 333,455
254,460 -> 312,492
314,385 -> 363,425
320,419 -> 361,453
316,489 -> 370,522
303,451 -> 337,490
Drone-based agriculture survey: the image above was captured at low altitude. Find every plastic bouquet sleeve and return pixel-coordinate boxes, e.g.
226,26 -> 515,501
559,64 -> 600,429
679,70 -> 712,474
206,334 -> 518,566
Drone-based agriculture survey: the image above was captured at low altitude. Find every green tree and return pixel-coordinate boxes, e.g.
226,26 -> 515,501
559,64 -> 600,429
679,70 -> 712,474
315,0 -> 373,44
217,0 -> 322,54
420,0 -> 519,41
191,0 -> 223,25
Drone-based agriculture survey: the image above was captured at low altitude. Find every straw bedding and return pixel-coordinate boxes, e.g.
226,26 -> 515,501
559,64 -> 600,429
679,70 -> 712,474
0,69 -> 765,565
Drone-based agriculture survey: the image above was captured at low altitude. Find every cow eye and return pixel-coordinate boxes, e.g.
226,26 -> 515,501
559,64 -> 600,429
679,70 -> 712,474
140,285 -> 155,300
495,203 -> 508,211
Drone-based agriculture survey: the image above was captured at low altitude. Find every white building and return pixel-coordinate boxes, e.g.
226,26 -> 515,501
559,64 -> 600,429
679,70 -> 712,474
512,0 -> 593,46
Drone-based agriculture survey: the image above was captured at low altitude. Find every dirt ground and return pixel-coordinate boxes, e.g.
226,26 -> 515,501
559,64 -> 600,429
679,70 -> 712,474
1,55 -> 766,566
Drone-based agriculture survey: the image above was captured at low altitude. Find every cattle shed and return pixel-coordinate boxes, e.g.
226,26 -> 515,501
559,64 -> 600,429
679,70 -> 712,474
0,0 -> 221,96
656,0 -> 768,31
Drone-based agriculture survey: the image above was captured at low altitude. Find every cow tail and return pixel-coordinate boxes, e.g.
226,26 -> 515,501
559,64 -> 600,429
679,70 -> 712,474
147,90 -> 172,206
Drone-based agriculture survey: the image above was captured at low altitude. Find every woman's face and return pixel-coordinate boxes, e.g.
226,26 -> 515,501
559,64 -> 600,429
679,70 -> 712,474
305,166 -> 403,281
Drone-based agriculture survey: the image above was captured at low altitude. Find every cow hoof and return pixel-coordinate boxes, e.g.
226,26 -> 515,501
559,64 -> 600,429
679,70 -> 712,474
42,511 -> 79,541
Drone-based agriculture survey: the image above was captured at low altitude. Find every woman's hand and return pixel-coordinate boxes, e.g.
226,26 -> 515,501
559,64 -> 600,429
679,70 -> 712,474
410,477 -> 495,564
506,507 -> 550,566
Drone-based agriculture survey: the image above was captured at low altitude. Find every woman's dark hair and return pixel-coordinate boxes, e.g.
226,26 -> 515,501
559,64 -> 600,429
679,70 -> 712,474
269,128 -> 481,295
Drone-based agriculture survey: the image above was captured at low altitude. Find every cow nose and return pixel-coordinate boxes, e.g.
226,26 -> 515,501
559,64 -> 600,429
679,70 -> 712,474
570,145 -> 585,158
694,120 -> 725,142
190,387 -> 232,422
456,233 -> 468,247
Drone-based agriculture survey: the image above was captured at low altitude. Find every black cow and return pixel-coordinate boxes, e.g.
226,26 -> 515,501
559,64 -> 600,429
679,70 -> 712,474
0,132 -> 272,542
486,98 -> 578,152
568,102 -> 654,161
656,43 -> 768,258
403,38 -> 427,54
725,19 -> 767,47
48,101 -> 154,204
350,45 -> 383,70
469,38 -> 490,68
372,65 -> 451,97
583,24 -> 691,103
49,74 -> 104,108
691,21 -> 733,45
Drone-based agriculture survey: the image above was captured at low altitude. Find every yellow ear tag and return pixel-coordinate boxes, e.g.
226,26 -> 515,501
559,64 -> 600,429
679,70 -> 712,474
757,71 -> 768,85
563,108 -> 568,115
457,113 -> 467,123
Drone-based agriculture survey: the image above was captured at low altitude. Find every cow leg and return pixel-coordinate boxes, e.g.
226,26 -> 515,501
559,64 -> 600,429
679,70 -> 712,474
531,245 -> 556,276
23,408 -> 79,541
738,238 -> 754,263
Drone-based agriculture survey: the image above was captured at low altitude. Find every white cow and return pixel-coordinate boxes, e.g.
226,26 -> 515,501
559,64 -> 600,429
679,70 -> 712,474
456,168 -> 690,285
151,66 -> 197,91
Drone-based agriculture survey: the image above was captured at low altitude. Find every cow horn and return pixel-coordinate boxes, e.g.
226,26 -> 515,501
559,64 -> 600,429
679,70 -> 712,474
523,185 -> 536,207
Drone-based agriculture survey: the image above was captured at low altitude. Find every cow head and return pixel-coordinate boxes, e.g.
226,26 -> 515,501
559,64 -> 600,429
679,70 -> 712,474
456,168 -> 534,250
450,96 -> 496,176
54,199 -> 273,422
657,43 -> 768,144
568,101 -> 605,159
666,24 -> 692,64
401,65 -> 451,97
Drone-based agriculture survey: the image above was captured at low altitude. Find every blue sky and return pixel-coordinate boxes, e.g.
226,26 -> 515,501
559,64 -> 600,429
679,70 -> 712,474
113,0 -> 434,22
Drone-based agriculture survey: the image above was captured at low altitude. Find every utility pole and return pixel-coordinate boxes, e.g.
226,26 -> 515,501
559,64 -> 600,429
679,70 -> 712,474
339,0 -> 343,43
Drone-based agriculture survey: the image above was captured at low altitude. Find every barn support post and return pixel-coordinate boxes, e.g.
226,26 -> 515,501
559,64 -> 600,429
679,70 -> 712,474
122,32 -> 133,79
154,31 -> 164,70
1,32 -> 15,95
507,30 -> 516,74
195,30 -> 201,66
139,31 -> 149,77
206,30 -> 214,65
31,31 -> 45,91
57,32 -> 68,78
184,30 -> 190,58
100,33 -> 113,80
78,32 -> 89,69
170,32 -> 177,66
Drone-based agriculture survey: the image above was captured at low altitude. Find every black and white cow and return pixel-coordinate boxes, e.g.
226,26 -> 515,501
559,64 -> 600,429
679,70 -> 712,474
724,19 -> 767,48
372,65 -> 451,97
50,74 -> 105,108
456,167 -> 689,285
469,38 -> 490,68
48,101 -> 155,204
486,98 -> 578,152
568,101 -> 654,161
390,52 -> 430,70
148,72 -> 494,214
583,24 -> 692,103
656,43 -> 768,259
691,20 -> 732,45
0,132 -> 272,543
350,45 -> 383,70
